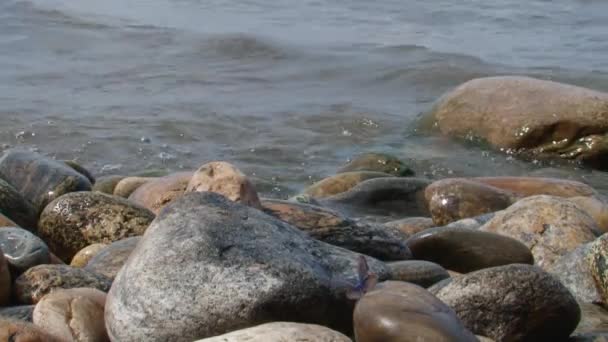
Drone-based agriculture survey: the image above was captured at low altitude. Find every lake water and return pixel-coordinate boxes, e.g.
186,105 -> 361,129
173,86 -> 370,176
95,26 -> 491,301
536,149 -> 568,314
2,0 -> 608,196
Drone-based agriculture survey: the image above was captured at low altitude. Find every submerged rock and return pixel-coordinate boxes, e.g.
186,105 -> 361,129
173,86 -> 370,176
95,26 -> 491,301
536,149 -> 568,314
303,171 -> 392,198
262,199 -> 411,261
193,322 -> 352,342
425,76 -> 608,168
105,192 -> 390,342
38,191 -> 154,262
432,264 -> 580,341
338,153 -> 414,176
353,281 -> 477,342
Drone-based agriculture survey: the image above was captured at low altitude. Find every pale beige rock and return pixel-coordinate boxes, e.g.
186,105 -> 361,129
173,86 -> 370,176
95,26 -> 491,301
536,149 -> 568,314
0,318 -> 61,342
113,177 -> 155,198
70,244 -> 108,268
33,288 -> 108,342
193,322 -> 352,342
186,161 -> 262,209
128,172 -> 193,214
480,195 -> 598,269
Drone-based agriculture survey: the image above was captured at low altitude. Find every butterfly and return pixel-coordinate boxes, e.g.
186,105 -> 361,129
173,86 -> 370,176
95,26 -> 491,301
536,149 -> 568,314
345,255 -> 378,300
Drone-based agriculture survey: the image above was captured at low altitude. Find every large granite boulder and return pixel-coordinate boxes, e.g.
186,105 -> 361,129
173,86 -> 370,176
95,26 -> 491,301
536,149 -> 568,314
105,192 -> 391,342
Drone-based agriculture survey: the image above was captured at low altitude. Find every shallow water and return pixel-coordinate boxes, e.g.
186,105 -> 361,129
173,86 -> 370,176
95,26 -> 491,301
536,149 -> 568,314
2,0 -> 608,196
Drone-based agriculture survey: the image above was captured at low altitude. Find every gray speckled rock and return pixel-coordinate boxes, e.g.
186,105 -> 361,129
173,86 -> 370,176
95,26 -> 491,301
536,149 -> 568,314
353,281 -> 477,342
105,192 -> 391,342
262,199 -> 411,261
0,305 -> 34,322
14,264 -> 111,304
432,264 -> 580,341
0,227 -> 50,274
0,178 -> 38,232
193,322 -> 352,342
320,177 -> 431,219
337,153 -> 414,177
38,191 -> 154,262
85,237 -> 140,280
549,242 -> 601,304
0,150 -> 92,215
129,172 -> 193,214
406,227 -> 533,273
480,195 -> 598,269
384,217 -> 435,236
92,175 -> 125,195
387,260 -> 449,287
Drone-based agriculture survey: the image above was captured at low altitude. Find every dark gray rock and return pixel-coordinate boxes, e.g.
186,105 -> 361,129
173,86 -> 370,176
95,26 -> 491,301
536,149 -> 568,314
105,192 -> 391,342
387,260 -> 450,287
262,199 -> 411,261
549,242 -> 602,304
85,237 -> 140,280
406,227 -> 533,273
0,178 -> 38,232
0,305 -> 34,322
0,227 -> 50,274
432,264 -> 580,341
38,191 -> 154,262
0,150 -> 92,215
62,160 -> 95,185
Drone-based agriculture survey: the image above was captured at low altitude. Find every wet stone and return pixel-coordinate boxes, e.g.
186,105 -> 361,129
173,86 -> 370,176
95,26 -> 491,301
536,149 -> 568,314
63,160 -> 96,185
0,150 -> 92,215
387,260 -> 450,287
85,237 -> 140,280
303,171 -> 393,198
70,243 -> 108,268
0,178 -> 38,232
38,191 -> 154,262
473,176 -> 600,199
129,172 -> 193,214
0,227 -> 50,274
14,264 -> 111,304
406,226 -> 533,273
338,153 -> 414,177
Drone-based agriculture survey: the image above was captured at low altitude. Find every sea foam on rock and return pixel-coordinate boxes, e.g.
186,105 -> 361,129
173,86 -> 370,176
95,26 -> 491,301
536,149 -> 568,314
105,192 -> 390,342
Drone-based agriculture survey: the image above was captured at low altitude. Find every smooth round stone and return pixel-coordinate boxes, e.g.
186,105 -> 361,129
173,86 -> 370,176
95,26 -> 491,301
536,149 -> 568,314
0,318 -> 61,341
338,153 -> 414,177
353,281 -> 477,342
193,322 -> 352,342
303,171 -> 393,198
186,161 -> 262,209
425,178 -> 514,226
0,150 -> 92,215
481,195 -> 598,269
589,234 -> 608,304
406,227 -> 533,273
70,243 -> 108,268
0,178 -> 38,232
129,172 -> 193,214
384,217 -> 435,236
105,192 -> 391,341
38,191 -> 154,262
321,177 -> 431,219
387,260 -> 449,287
0,248 -> 10,306
85,237 -> 140,280
432,264 -> 581,341
33,288 -> 108,342
261,199 -> 411,261
113,176 -> 155,198
574,303 -> 608,336
0,213 -> 17,228
0,305 -> 34,322
63,160 -> 96,185
473,176 -> 599,199
15,264 -> 111,304
549,242 -> 601,304
92,175 -> 125,195
0,227 -> 50,274
569,196 -> 608,233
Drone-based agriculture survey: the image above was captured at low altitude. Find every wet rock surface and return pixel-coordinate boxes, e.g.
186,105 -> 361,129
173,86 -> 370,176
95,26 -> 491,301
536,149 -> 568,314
0,227 -> 50,274
384,216 -> 435,236
70,243 -> 108,268
387,260 -> 450,287
38,191 -> 154,262
85,237 -> 140,280
0,248 -> 10,306
0,178 -> 38,232
105,192 -> 390,342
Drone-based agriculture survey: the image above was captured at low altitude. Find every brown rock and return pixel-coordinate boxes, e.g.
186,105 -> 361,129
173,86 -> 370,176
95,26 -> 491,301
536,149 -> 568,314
384,217 -> 435,236
0,213 -> 17,228
480,195 -> 598,269
129,172 -> 193,214
432,264 -> 581,341
33,288 -> 108,342
387,260 -> 450,287
14,264 -> 111,304
63,160 -> 96,185
92,175 -> 125,195
186,161 -> 262,209
425,76 -> 608,167
0,319 -> 61,342
0,247 -> 11,306
70,244 -> 108,268
338,153 -> 414,176
113,177 -> 155,198
38,191 -> 154,262
406,226 -> 533,273
569,196 -> 608,233
473,176 -> 599,198
193,322 -> 352,342
425,178 -> 515,226
353,281 -> 477,342
85,237 -> 140,280
303,171 -> 393,198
